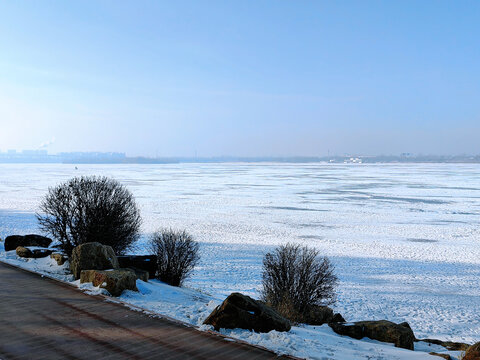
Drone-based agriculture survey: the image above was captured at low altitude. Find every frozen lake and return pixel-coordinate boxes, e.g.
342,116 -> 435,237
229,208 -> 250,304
1,163 -> 479,342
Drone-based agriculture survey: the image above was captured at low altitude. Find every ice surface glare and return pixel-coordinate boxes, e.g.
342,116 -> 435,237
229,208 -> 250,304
0,163 -> 479,342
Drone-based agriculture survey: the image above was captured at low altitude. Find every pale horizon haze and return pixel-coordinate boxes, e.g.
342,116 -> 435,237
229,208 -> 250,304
0,1 -> 479,157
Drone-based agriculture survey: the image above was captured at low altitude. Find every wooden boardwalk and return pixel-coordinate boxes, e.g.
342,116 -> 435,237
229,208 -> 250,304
0,261 -> 286,360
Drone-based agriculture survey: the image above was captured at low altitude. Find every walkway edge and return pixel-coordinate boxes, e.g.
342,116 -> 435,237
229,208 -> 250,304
0,259 -> 299,359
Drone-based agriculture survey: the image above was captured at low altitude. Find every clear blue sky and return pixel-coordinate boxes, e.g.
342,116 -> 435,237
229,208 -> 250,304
0,1 -> 478,157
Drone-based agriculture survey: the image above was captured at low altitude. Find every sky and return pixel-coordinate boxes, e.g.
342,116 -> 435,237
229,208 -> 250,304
0,1 -> 479,157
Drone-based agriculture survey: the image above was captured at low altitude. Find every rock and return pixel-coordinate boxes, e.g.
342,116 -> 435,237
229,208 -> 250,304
203,292 -> 291,333
329,320 -> 415,350
463,342 -> 480,360
31,249 -> 54,258
16,246 -> 53,259
332,313 -> 346,323
303,305 -> 331,325
80,269 -> 138,296
418,338 -> 471,351
429,353 -> 451,360
5,234 -> 52,251
70,242 -> 119,280
117,255 -> 157,279
302,305 -> 346,325
50,253 -> 68,266
16,246 -> 33,258
127,267 -> 149,282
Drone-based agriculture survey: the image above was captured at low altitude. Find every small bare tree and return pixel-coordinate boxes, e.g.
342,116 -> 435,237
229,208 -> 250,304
262,243 -> 337,322
37,176 -> 141,256
148,229 -> 200,286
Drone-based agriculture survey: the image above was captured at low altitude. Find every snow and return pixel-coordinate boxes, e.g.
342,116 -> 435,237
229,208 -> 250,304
0,162 -> 479,358
0,246 -> 459,360
0,246 -> 73,282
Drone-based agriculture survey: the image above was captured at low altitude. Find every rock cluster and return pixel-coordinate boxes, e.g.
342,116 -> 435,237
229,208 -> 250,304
70,242 -> 152,296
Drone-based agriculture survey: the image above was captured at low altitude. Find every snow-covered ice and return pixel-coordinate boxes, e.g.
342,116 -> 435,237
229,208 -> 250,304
0,162 -> 479,358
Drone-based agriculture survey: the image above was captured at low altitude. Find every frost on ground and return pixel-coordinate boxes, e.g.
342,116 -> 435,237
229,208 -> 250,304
0,247 -> 462,360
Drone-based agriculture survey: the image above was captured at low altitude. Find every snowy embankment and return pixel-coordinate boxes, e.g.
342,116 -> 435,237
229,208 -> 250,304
0,248 -> 461,360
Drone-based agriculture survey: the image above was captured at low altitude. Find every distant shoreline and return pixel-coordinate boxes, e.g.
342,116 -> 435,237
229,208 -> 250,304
1,157 -> 480,165
2,150 -> 480,165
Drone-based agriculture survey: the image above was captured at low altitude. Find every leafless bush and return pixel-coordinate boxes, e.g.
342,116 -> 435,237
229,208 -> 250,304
148,229 -> 200,286
261,243 -> 337,322
37,176 -> 141,256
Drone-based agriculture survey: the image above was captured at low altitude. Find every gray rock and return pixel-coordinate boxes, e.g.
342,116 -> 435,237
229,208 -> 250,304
203,292 -> 291,333
5,234 -> 52,251
418,338 -> 470,351
302,305 -> 345,325
70,242 -> 119,279
127,267 -> 149,282
117,255 -> 157,279
329,320 -> 415,350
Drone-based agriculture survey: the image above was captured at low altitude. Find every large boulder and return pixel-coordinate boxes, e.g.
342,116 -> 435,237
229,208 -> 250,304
463,342 -> 480,360
303,305 -> 345,325
16,246 -> 53,259
80,269 -> 138,296
5,234 -> 52,251
203,292 -> 291,333
329,320 -> 415,350
117,255 -> 157,279
70,242 -> 119,279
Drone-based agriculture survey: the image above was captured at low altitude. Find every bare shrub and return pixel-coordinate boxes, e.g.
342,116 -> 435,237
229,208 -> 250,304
37,176 -> 141,256
261,243 -> 337,323
148,229 -> 200,286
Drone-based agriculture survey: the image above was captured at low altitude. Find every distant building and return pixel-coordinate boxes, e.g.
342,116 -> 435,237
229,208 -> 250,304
22,149 -> 48,156
344,157 -> 363,164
